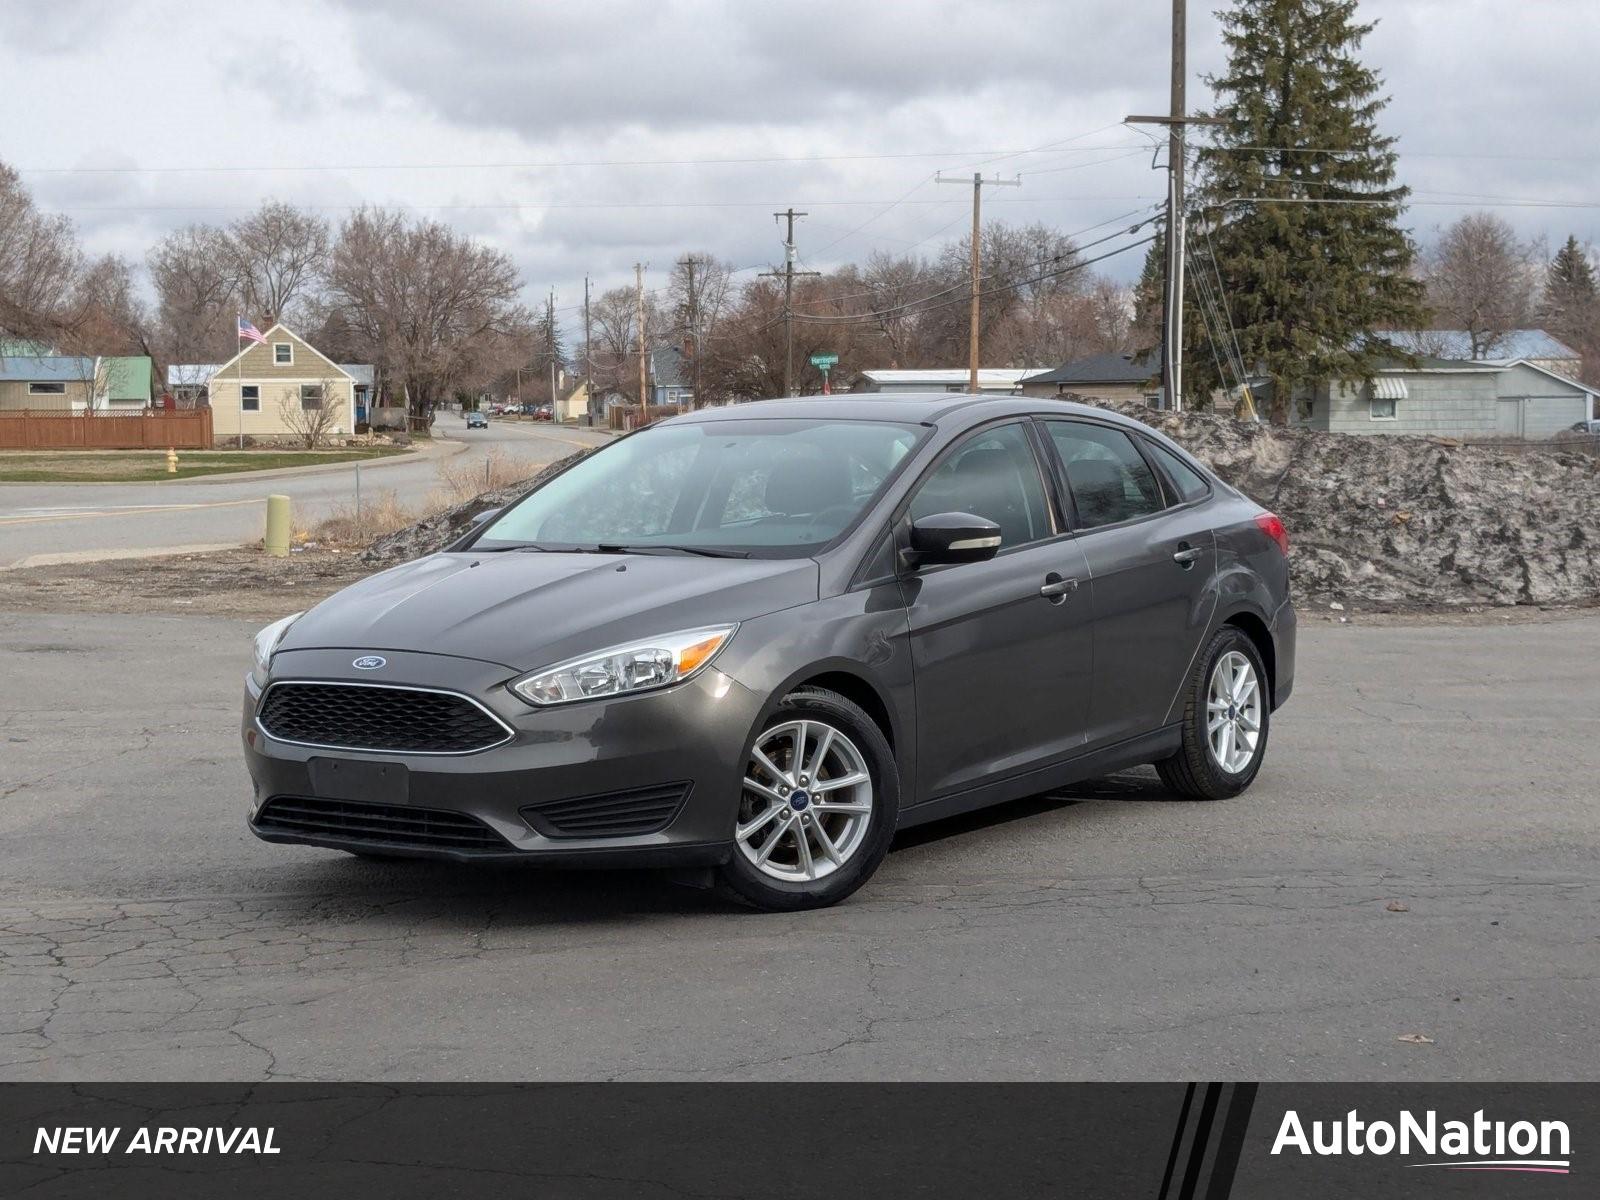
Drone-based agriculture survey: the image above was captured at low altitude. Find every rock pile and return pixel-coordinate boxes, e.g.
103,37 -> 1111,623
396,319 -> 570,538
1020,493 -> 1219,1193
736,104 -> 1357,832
362,416 -> 1600,608
1116,402 -> 1599,607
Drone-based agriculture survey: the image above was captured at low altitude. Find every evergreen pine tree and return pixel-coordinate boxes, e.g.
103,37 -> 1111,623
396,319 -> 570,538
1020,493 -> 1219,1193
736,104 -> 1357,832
1192,0 -> 1427,422
1542,235 -> 1597,335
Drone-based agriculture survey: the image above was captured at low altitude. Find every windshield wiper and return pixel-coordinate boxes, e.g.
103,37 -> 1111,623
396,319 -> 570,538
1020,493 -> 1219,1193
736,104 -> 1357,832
594,543 -> 751,559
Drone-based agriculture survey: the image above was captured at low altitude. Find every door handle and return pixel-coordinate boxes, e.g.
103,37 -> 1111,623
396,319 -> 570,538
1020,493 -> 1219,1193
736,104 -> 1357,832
1172,545 -> 1204,566
1039,575 -> 1079,599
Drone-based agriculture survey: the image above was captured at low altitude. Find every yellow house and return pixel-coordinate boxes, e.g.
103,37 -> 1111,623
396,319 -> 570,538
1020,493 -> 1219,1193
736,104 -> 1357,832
204,325 -> 356,445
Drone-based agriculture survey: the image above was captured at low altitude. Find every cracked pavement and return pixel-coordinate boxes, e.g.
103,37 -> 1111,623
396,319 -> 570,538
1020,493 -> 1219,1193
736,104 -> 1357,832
1,610 -> 1597,1080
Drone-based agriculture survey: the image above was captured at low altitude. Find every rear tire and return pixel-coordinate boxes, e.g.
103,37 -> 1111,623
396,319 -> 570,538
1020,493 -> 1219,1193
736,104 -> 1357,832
1156,627 -> 1269,800
718,687 -> 898,912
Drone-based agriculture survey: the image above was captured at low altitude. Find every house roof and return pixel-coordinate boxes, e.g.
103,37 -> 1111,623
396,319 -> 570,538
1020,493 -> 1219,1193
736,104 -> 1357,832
339,364 -> 375,387
860,368 -> 1046,388
1377,329 -> 1580,363
103,356 -> 153,403
650,346 -> 690,388
168,363 -> 222,386
0,356 -> 94,382
1020,351 -> 1162,387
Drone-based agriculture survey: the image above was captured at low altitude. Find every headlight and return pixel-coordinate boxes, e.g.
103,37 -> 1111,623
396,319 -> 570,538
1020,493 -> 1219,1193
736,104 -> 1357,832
508,625 -> 736,706
251,612 -> 303,685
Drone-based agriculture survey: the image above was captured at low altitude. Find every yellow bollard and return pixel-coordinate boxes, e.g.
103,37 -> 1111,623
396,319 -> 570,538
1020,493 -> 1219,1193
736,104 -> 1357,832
264,494 -> 291,557
166,447 -> 178,474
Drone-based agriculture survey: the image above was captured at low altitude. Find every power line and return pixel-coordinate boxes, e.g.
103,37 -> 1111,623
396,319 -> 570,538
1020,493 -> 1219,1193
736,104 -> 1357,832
790,233 -> 1158,325
14,144 -> 1154,176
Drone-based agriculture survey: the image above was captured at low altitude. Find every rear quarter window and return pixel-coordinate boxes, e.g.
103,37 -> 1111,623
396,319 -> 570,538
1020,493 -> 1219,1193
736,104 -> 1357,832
1144,440 -> 1211,504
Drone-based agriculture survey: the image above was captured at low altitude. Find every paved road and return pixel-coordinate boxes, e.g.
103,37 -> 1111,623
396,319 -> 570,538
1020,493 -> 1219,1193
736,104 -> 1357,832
0,418 -> 608,568
1,612 -> 1596,1081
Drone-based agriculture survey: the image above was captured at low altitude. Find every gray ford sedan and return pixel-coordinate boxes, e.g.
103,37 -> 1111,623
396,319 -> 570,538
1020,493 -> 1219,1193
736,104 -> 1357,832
243,394 -> 1295,910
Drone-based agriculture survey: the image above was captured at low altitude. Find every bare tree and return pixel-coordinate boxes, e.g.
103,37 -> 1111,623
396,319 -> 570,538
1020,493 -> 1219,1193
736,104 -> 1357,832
1424,213 -> 1538,358
0,161 -> 86,344
324,208 -> 528,419
148,224 -> 238,364
588,284 -> 662,403
225,202 -> 330,327
276,376 -> 342,448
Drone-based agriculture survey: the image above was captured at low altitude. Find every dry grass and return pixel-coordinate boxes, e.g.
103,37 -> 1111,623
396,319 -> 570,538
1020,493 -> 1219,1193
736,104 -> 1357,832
433,447 -> 540,505
303,448 -> 543,548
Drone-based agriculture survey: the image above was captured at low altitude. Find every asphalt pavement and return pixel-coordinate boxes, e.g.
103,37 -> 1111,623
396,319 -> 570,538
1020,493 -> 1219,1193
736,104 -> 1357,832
0,418 -> 609,568
2,610 -> 1596,1081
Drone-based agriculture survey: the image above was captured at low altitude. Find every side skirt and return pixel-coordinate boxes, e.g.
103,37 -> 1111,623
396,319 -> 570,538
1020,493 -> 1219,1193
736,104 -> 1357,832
896,725 -> 1183,831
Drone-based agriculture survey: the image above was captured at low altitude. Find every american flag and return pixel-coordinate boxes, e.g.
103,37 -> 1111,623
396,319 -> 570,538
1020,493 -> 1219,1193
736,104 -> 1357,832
237,316 -> 267,345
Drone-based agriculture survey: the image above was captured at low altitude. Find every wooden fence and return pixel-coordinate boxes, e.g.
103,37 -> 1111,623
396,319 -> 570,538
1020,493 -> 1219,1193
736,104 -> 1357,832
0,408 -> 215,450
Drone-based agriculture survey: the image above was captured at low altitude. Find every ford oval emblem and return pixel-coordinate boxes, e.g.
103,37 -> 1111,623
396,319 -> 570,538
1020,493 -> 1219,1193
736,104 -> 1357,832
352,655 -> 387,670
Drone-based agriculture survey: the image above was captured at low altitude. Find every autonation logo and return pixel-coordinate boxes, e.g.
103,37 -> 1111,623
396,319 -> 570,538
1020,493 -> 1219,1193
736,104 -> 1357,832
1272,1109 -> 1571,1175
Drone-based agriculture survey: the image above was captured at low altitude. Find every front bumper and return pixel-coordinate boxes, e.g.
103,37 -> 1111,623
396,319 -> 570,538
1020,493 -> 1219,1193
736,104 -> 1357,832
242,647 -> 763,866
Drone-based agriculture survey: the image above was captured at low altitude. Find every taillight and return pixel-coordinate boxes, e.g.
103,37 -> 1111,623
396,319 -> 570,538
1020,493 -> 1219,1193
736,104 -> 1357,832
1255,512 -> 1289,555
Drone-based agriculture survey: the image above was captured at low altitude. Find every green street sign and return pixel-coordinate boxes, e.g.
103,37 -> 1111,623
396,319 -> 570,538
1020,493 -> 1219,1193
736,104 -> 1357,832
809,353 -> 839,369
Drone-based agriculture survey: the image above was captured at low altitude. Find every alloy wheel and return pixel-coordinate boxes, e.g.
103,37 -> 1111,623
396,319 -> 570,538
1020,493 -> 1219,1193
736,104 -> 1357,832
737,719 -> 874,882
1206,650 -> 1263,774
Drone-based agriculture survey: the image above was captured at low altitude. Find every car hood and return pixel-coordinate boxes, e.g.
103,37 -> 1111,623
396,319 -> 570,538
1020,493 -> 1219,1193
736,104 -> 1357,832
279,550 -> 819,671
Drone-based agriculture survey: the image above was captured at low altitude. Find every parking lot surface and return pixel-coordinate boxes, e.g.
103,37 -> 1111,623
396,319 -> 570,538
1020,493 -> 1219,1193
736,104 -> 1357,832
2,610 -> 1596,1080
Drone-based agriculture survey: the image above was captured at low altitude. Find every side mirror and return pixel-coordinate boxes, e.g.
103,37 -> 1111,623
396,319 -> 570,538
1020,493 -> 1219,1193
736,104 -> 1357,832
905,512 -> 1002,567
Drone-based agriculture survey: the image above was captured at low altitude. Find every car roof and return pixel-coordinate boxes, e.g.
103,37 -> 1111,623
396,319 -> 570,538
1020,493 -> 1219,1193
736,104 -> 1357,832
662,392 -> 1152,431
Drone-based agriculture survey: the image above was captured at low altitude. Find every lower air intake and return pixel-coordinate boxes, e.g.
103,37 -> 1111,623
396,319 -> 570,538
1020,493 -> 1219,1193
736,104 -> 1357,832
254,796 -> 510,852
522,782 -> 691,839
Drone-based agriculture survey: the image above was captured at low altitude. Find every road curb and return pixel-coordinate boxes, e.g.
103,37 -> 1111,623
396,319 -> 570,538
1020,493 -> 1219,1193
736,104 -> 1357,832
0,434 -> 469,489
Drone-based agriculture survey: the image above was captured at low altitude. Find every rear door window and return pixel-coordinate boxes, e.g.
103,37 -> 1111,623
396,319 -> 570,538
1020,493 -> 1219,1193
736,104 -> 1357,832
1042,421 -> 1165,529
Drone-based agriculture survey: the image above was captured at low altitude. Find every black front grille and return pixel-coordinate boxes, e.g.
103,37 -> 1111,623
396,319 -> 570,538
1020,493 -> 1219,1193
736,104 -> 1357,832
255,796 -> 510,851
522,783 -> 691,839
258,682 -> 510,754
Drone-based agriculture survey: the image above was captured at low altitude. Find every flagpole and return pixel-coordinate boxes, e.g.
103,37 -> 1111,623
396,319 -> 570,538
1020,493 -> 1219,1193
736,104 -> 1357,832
237,316 -> 245,450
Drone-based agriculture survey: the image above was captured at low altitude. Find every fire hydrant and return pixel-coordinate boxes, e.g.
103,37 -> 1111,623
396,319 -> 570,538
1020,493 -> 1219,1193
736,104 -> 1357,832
166,447 -> 179,474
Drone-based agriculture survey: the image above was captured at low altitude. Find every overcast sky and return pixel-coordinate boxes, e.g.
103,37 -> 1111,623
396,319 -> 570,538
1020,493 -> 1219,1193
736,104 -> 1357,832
3,0 -> 1598,322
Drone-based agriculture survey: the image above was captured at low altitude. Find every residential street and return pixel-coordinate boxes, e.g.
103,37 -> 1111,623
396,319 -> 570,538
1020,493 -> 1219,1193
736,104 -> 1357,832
1,610 -> 1595,1081
0,418 -> 608,568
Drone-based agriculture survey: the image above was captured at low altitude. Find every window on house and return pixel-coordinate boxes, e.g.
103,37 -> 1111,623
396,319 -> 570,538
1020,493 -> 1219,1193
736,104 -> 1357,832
240,385 -> 260,412
28,382 -> 67,395
273,343 -> 293,365
300,384 -> 323,410
1370,397 -> 1397,420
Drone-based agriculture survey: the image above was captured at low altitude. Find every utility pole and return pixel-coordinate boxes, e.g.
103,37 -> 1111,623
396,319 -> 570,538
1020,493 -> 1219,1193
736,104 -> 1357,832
635,262 -> 648,410
677,254 -> 701,408
583,275 -> 592,386
546,289 -> 558,410
759,209 -> 819,397
1128,0 -> 1223,412
937,172 -> 1021,392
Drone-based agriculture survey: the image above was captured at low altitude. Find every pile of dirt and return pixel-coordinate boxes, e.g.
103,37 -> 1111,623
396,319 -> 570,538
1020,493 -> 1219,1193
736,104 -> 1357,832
1111,402 -> 1600,607
360,452 -> 587,565
354,413 -> 1599,609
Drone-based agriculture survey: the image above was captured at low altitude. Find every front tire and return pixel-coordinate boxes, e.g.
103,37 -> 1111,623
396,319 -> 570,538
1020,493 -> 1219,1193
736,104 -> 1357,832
1156,627 -> 1269,800
718,687 -> 899,911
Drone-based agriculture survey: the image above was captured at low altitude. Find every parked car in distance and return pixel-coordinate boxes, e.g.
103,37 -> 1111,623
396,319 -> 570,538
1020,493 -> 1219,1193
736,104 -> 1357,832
1567,418 -> 1600,436
465,411 -> 489,429
243,394 -> 1295,911
532,404 -> 553,421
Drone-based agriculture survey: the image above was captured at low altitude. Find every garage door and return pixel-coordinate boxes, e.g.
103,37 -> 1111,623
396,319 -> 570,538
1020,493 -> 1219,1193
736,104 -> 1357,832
1521,396 -> 1587,439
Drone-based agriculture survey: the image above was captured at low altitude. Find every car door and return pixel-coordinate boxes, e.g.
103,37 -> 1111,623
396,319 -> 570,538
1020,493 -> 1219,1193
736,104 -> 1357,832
899,421 -> 1094,800
1039,418 -> 1217,748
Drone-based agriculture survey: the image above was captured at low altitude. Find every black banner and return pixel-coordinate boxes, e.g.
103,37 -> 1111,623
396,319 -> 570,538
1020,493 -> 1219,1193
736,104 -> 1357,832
2,1083 -> 1593,1198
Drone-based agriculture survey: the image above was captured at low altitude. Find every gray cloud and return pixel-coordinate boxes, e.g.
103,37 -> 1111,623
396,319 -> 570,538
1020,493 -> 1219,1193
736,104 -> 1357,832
2,0 -> 1596,319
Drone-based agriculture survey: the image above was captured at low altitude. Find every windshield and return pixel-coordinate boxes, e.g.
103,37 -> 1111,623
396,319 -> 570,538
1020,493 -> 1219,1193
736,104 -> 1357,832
476,417 -> 926,557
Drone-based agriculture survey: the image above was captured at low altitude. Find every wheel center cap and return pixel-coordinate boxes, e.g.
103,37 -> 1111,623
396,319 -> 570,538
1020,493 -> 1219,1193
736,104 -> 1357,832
1227,703 -> 1237,720
789,790 -> 811,811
